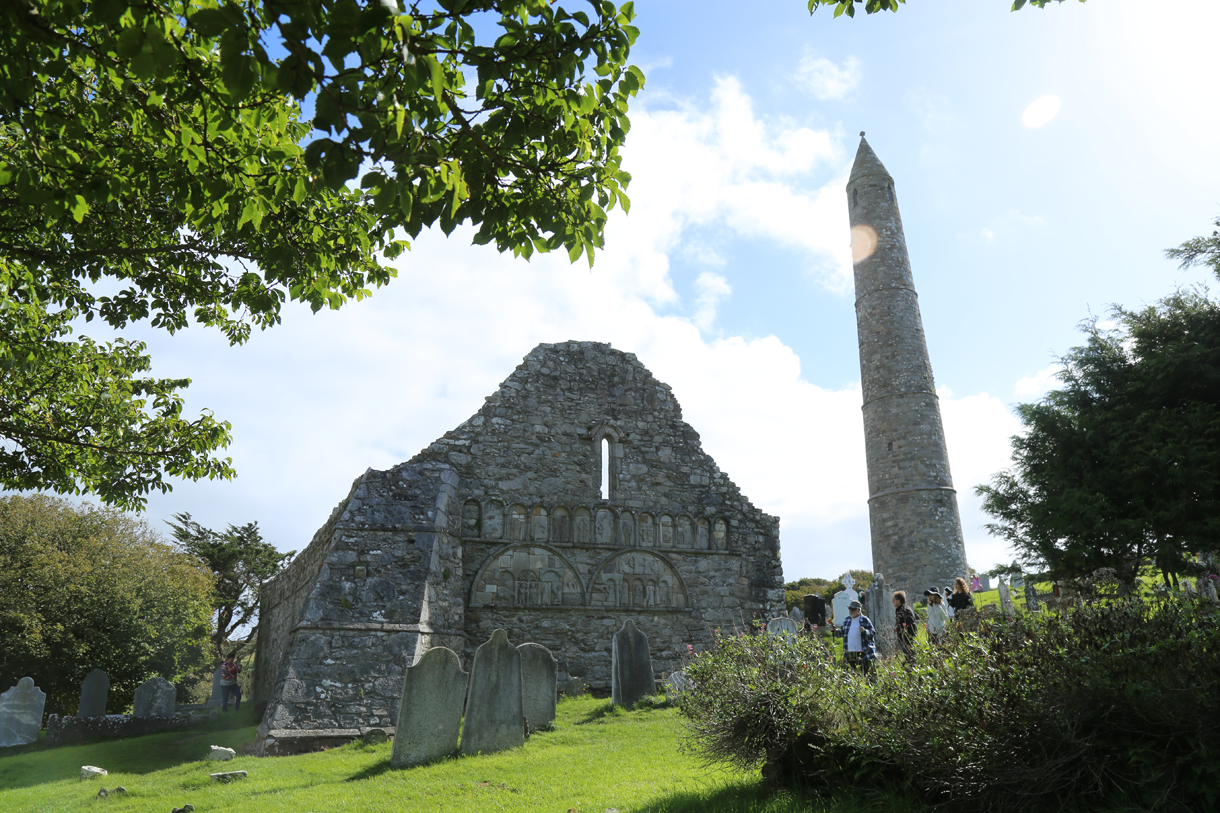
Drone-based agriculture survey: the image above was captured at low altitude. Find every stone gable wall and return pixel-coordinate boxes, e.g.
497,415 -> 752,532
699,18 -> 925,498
254,341 -> 784,755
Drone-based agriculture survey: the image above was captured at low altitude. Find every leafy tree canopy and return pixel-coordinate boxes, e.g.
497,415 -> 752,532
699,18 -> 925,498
0,494 -> 214,715
977,287 -> 1220,586
0,0 -> 641,509
166,512 -> 293,661
805,0 -> 1083,17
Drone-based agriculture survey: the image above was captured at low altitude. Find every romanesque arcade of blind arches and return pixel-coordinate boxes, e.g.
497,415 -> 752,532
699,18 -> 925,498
462,499 -> 729,611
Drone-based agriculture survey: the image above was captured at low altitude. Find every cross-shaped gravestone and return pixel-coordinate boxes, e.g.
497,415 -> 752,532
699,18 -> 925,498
842,572 -> 856,592
831,573 -> 859,624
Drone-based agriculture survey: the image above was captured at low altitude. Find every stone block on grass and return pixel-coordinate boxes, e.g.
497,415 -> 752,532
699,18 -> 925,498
81,766 -> 107,779
208,745 -> 236,761
210,770 -> 247,782
391,646 -> 467,768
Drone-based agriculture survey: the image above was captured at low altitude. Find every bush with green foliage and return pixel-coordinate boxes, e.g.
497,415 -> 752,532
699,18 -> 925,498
679,595 -> 1220,812
0,495 -> 214,715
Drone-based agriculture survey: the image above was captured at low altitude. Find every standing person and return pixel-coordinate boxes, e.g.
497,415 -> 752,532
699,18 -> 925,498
893,591 -> 917,664
832,600 -> 876,676
924,588 -> 949,645
949,577 -> 975,624
220,653 -> 242,713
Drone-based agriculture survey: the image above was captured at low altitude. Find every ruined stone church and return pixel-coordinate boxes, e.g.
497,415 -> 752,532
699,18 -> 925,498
252,341 -> 786,754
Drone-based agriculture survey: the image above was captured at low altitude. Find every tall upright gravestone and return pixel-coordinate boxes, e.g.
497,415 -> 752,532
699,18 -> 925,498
207,666 -> 224,709
611,619 -> 654,708
133,677 -> 176,718
803,594 -> 827,627
0,677 -> 46,747
518,643 -> 558,734
390,647 -> 467,768
831,573 -> 859,624
461,629 -> 524,756
871,573 -> 896,658
78,669 -> 109,718
998,581 -> 1016,618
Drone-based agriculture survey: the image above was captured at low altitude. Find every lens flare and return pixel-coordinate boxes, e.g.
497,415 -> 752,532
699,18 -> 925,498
1021,95 -> 1062,129
850,224 -> 878,264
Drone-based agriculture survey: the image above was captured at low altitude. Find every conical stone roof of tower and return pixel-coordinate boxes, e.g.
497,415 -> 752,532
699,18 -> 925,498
848,134 -> 891,183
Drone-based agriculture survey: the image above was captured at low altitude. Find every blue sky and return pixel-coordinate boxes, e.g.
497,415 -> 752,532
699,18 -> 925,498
35,0 -> 1220,584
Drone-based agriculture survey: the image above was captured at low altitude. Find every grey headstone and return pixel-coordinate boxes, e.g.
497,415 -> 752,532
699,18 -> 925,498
78,669 -> 109,718
998,581 -> 1016,617
132,677 -> 176,718
207,667 -> 223,708
362,728 -> 388,745
391,646 -> 468,768
1183,579 -> 1195,595
562,677 -> 586,697
460,630 -> 524,756
665,671 -> 693,697
765,617 -> 799,640
1025,581 -> 1040,612
981,575 -> 991,590
872,573 -> 896,658
1010,574 -> 1024,589
611,619 -> 654,708
517,643 -> 557,734
788,607 -> 804,624
0,677 -> 46,747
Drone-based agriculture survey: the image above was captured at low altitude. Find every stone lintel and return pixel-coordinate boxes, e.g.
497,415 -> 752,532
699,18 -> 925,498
290,623 -> 464,635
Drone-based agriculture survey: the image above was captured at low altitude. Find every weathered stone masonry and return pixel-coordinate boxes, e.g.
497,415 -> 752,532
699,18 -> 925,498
253,341 -> 785,755
848,135 -> 970,599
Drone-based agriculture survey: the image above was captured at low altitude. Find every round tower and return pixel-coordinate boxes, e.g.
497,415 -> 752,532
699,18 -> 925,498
847,134 -> 969,598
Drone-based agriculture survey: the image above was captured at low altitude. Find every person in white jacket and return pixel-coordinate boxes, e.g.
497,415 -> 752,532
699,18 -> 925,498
924,587 -> 949,645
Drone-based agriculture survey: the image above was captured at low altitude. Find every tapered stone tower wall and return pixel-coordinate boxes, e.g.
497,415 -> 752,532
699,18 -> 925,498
848,135 -> 969,598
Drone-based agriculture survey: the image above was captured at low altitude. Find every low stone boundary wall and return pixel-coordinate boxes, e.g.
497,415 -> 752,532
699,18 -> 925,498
46,712 -> 213,746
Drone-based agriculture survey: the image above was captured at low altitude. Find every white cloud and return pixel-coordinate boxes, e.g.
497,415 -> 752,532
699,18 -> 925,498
972,208 -> 1045,244
1014,364 -> 1061,399
795,52 -> 861,100
692,272 -> 731,332
35,75 -> 1023,589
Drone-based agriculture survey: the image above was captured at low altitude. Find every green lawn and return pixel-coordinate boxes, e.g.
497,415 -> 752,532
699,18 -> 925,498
0,695 -> 909,813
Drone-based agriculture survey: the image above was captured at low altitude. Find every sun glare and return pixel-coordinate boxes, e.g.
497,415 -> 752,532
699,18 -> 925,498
1021,95 -> 1062,129
850,225 -> 878,264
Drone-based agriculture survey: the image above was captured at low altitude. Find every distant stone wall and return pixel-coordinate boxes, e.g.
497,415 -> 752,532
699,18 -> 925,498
45,712 -> 208,746
254,341 -> 785,755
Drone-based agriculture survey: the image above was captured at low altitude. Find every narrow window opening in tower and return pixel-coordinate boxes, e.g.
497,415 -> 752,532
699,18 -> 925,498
887,185 -> 893,201
600,438 -> 611,501
852,188 -> 858,207
887,441 -> 893,452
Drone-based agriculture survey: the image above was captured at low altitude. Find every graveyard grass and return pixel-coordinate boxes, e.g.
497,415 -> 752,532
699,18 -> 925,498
0,694 -> 910,813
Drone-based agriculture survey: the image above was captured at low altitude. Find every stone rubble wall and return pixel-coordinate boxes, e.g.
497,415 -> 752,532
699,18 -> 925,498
45,712 -> 210,746
254,341 -> 785,755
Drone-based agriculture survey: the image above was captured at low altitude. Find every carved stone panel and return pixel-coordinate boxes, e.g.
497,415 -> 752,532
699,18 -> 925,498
677,516 -> 693,548
484,500 -> 504,539
619,511 -> 635,547
713,518 -> 728,551
695,518 -> 709,550
462,500 -> 481,537
591,552 -> 687,609
531,506 -> 549,542
472,546 -> 583,607
574,508 -> 591,543
552,507 -> 571,543
639,513 -> 655,547
508,504 -> 528,541
659,515 -> 673,547
595,509 -> 614,545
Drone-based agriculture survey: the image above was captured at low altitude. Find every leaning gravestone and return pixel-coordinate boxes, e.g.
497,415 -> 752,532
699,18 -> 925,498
461,630 -> 524,756
666,671 -> 693,699
765,617 -> 799,641
789,606 -> 804,625
0,677 -> 46,747
611,619 -> 654,708
1025,581 -> 1040,612
831,572 -> 859,624
133,677 -> 176,718
871,573 -> 896,658
206,667 -> 224,709
78,669 -> 109,718
518,643 -> 557,734
998,581 -> 1016,618
391,646 -> 467,768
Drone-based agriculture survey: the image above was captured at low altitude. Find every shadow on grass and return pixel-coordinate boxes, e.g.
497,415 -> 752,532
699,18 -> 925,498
0,705 -> 262,791
640,780 -> 925,813
570,696 -> 673,725
343,758 -> 397,783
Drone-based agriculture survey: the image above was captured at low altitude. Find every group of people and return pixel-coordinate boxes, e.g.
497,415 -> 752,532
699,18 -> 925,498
830,576 -> 976,674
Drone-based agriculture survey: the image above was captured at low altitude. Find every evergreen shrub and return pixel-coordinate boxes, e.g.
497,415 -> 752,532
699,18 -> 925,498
679,597 -> 1220,812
